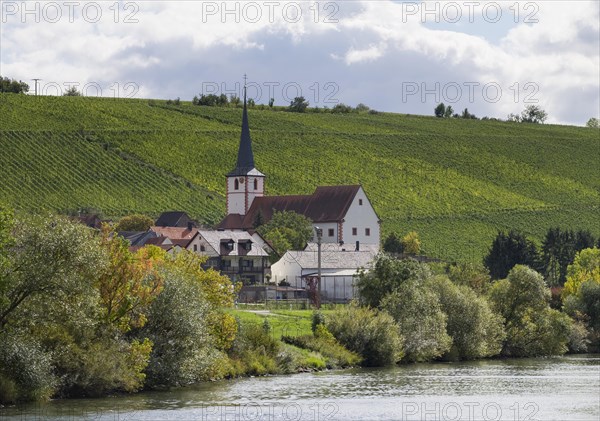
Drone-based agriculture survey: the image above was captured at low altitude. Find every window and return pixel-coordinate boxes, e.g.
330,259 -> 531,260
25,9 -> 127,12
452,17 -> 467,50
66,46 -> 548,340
352,227 -> 357,236
359,199 -> 363,205
193,244 -> 198,252
200,245 -> 206,252
254,178 -> 258,190
242,259 -> 254,268
234,179 -> 239,190
328,228 -> 335,237
365,228 -> 371,236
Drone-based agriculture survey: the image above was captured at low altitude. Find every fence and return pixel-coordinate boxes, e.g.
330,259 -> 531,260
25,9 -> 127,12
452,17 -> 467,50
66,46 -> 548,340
237,275 -> 357,305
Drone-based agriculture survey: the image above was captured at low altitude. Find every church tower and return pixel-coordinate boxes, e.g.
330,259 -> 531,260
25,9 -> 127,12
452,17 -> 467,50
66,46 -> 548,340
226,83 -> 265,216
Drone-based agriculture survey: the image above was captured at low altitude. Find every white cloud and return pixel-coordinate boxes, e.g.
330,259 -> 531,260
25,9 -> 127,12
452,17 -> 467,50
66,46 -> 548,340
1,0 -> 597,124
344,43 -> 386,65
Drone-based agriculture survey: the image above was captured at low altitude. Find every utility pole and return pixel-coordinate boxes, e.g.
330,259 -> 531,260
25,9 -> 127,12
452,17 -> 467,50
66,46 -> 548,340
315,227 -> 323,309
32,78 -> 41,96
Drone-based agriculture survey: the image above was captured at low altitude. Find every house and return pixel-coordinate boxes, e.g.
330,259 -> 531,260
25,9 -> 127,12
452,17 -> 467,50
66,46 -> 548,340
194,229 -> 272,284
118,230 -> 159,247
216,85 -> 380,248
155,211 -> 195,228
149,225 -> 273,284
271,243 -> 378,303
149,225 -> 199,250
74,213 -> 103,229
132,237 -> 182,254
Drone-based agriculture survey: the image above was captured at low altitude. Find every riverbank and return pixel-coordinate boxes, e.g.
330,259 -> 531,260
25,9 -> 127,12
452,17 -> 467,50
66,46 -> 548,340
2,355 -> 598,420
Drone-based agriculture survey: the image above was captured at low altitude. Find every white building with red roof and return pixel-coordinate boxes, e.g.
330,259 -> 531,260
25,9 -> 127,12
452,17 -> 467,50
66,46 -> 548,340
217,86 -> 380,249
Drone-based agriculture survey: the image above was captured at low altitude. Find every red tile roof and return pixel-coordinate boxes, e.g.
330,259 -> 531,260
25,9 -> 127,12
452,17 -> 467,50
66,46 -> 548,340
217,185 -> 361,229
217,213 -> 245,230
150,226 -> 197,240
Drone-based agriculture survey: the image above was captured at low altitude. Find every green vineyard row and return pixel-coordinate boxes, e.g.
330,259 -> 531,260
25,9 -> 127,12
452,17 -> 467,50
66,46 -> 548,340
1,94 -> 598,261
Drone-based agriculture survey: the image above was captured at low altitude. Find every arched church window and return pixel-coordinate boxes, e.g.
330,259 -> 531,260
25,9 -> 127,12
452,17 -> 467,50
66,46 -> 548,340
234,179 -> 239,190
254,179 -> 258,190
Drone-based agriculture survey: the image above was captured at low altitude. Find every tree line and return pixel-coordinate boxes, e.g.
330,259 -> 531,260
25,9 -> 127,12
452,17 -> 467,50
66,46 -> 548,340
186,93 -> 376,114
0,76 -> 29,94
484,228 -> 598,284
2,208 -> 598,404
435,102 -> 549,124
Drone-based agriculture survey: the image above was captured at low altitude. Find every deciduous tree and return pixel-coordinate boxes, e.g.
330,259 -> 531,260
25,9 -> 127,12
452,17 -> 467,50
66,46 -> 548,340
356,254 -> 431,308
96,230 -> 165,332
257,211 -> 313,256
288,96 -> 309,113
0,215 -> 105,330
488,265 -> 571,356
114,214 -> 154,232
381,281 -> 452,362
402,231 -> 421,255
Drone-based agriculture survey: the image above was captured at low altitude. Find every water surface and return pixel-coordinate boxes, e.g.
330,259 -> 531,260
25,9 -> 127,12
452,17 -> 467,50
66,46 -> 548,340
2,354 -> 598,420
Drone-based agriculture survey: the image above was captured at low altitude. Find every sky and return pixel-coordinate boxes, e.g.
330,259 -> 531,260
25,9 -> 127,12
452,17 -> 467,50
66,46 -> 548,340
1,0 -> 599,125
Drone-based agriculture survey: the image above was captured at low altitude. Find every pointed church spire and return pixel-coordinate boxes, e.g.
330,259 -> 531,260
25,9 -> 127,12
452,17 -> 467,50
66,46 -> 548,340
237,82 -> 255,168
228,75 -> 262,176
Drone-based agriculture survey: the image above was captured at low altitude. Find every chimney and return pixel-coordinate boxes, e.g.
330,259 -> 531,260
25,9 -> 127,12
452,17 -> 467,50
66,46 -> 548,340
355,241 -> 360,251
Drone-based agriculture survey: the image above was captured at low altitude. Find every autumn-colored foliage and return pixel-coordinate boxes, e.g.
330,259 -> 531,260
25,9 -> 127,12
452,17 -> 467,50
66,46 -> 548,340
96,226 -> 165,332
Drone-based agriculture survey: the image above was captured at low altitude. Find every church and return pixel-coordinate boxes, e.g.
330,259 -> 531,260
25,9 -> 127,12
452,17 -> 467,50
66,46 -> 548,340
217,87 -> 381,249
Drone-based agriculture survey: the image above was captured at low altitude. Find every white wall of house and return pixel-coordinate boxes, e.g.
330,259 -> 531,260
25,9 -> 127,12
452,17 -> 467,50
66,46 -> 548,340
226,175 -> 264,215
311,222 -> 339,244
271,253 -> 302,283
186,235 -> 206,255
190,236 -> 218,257
341,187 -> 380,246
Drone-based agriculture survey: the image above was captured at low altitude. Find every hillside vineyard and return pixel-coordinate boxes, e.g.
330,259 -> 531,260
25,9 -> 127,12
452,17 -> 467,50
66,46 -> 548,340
1,95 -> 598,261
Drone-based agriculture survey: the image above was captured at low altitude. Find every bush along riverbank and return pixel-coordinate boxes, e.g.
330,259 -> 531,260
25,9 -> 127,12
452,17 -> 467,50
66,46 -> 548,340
1,211 -> 599,404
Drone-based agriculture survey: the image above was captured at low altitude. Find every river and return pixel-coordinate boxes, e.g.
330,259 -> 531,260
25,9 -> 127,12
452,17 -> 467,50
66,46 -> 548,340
2,354 -> 598,421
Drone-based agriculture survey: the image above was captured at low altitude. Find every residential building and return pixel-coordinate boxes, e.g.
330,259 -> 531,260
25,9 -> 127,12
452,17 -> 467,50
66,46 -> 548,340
271,243 -> 378,302
194,229 -> 272,284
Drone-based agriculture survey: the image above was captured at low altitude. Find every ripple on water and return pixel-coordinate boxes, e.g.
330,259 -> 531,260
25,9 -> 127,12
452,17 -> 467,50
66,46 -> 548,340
1,355 -> 598,420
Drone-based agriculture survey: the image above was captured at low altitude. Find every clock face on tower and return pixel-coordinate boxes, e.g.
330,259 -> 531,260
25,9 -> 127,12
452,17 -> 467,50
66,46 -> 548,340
239,177 -> 245,184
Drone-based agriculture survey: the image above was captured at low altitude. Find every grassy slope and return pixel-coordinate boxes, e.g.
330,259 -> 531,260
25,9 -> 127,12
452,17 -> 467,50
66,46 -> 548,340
1,94 -> 598,261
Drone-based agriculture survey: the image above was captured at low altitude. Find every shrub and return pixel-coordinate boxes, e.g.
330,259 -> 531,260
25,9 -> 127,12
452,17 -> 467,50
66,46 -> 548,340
311,311 -> 326,333
282,328 -> 361,369
51,334 -> 151,397
228,323 -> 280,376
381,282 -> 452,362
447,262 -> 491,295
326,304 -> 403,366
488,266 -> 572,357
276,343 -> 327,373
356,254 -> 432,307
0,334 -> 55,403
114,214 -> 154,232
426,276 -> 504,360
141,270 -> 221,387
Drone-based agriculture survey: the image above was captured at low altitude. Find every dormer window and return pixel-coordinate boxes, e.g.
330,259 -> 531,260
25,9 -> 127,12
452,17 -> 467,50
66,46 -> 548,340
239,240 -> 252,251
221,239 -> 234,251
